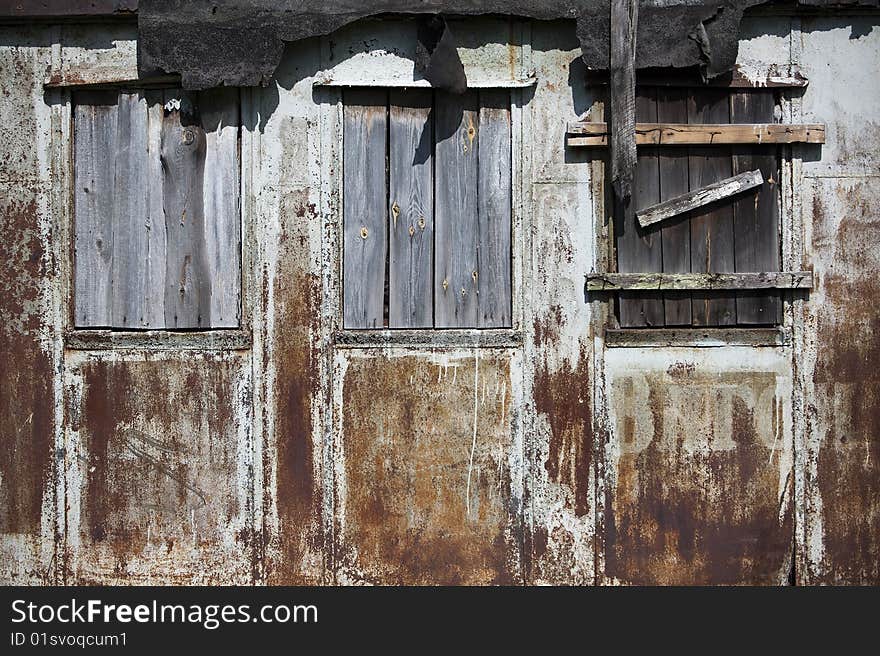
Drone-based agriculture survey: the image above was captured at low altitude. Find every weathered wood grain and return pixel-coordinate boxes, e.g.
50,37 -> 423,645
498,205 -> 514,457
605,327 -> 788,348
388,89 -> 432,328
587,271 -> 813,291
609,0 -> 638,199
567,122 -> 826,146
74,94 -> 117,327
617,88 -> 663,327
110,91 -> 151,328
731,91 -> 782,325
689,89 -> 736,326
435,90 -> 479,328
638,169 -> 763,228
657,87 -> 692,326
201,87 -> 242,328
161,89 -> 210,329
343,89 -> 388,329
477,89 -> 512,328
143,90 -> 168,329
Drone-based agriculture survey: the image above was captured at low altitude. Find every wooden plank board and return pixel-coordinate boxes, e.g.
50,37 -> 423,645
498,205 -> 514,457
566,122 -> 825,146
434,90 -> 479,328
609,0 -> 638,199
731,91 -> 782,325
343,89 -> 388,329
638,169 -> 763,228
477,89 -> 512,328
605,327 -> 788,348
656,88 -> 692,326
388,89 -> 433,328
110,91 -> 151,328
587,272 -> 813,291
73,95 -> 117,327
689,89 -> 736,326
617,88 -> 664,327
161,89 -> 210,329
143,90 -> 167,329
200,87 -> 242,328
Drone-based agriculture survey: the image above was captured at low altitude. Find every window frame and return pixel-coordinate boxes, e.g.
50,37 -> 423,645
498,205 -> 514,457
55,83 -> 255,351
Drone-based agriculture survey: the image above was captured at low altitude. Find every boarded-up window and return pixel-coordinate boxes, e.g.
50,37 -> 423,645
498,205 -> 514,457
73,88 -> 241,329
616,87 -> 781,328
342,89 -> 512,329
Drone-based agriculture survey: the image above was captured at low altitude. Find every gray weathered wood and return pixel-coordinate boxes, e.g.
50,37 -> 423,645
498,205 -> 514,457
587,271 -> 813,290
657,88 -> 691,326
201,87 -> 242,328
731,91 -> 782,325
388,89 -> 432,328
477,89 -> 512,328
343,89 -> 388,329
110,91 -> 151,328
74,95 -> 117,327
143,90 -> 167,329
435,90 -> 479,328
605,327 -> 788,348
618,88 -> 663,327
161,89 -> 210,329
566,122 -> 826,146
689,89 -> 736,326
638,169 -> 763,227
609,0 -> 638,199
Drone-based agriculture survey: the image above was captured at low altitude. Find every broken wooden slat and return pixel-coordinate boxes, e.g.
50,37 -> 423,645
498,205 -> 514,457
657,87 -> 692,326
388,89 -> 433,329
161,89 -> 210,329
689,90 -> 736,326
618,88 -> 664,328
477,89 -> 512,328
586,272 -> 813,291
731,91 -> 782,325
435,90 -> 479,328
637,169 -> 764,228
566,122 -> 826,146
201,87 -> 242,328
110,91 -> 152,328
343,88 -> 388,329
74,95 -> 117,327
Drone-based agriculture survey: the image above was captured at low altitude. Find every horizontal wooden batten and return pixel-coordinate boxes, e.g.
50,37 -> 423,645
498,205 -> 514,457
637,169 -> 764,228
605,328 -> 789,348
567,122 -> 826,146
586,272 -> 814,291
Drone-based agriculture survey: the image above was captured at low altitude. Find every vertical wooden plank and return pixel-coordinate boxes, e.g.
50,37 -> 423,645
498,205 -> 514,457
388,89 -> 432,328
343,88 -> 388,329
688,89 -> 736,326
435,89 -> 479,328
73,93 -> 116,327
143,90 -> 167,329
161,89 -> 210,328
110,91 -> 151,328
617,87 -> 663,327
657,88 -> 692,326
477,89 -> 512,328
731,90 -> 781,324
609,0 -> 638,200
200,87 -> 242,328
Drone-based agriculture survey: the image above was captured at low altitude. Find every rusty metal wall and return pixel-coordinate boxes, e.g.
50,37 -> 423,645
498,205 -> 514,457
0,13 -> 877,585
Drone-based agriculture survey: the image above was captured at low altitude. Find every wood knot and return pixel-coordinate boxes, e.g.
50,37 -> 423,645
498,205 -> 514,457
442,279 -> 449,291
182,128 -> 195,146
418,216 -> 426,230
360,226 -> 368,239
391,201 -> 400,225
408,225 -> 415,237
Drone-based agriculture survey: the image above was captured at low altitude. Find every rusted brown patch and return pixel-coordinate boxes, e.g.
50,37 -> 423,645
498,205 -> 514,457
811,180 -> 880,584
0,188 -> 53,537
606,371 -> 792,584
265,189 -> 322,584
78,356 -> 246,583
339,352 -> 516,584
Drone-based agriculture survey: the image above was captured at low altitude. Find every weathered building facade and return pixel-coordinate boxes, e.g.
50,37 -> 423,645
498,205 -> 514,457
0,2 -> 878,585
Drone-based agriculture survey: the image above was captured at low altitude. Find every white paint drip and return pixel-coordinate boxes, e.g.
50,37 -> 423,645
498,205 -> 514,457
465,349 -> 480,518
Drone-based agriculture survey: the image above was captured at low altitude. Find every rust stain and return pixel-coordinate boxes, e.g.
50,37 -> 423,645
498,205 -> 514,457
339,352 -> 516,585
606,371 -> 792,585
265,189 -> 322,584
0,189 -> 52,537
811,180 -> 880,584
78,356 -> 245,584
